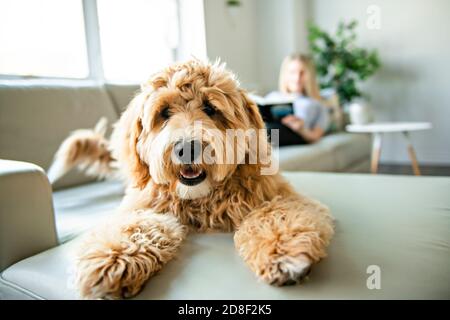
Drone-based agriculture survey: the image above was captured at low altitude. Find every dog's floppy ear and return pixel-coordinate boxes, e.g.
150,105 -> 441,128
111,94 -> 150,189
239,89 -> 265,130
238,89 -> 276,174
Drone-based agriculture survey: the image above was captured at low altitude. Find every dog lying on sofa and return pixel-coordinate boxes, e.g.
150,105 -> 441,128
48,59 -> 334,299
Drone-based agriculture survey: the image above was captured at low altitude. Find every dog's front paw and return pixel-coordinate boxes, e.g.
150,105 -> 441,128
257,253 -> 312,286
75,247 -> 157,299
73,211 -> 187,299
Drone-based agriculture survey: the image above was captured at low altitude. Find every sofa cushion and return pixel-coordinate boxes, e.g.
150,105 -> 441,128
277,132 -> 371,172
53,180 -> 124,243
276,143 -> 336,172
1,172 -> 449,299
320,132 -> 371,171
0,82 -> 119,190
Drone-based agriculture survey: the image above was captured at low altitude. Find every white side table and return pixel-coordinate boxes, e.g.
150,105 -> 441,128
346,122 -> 432,175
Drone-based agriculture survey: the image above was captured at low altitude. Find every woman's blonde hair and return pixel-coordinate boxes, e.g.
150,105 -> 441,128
279,53 -> 321,100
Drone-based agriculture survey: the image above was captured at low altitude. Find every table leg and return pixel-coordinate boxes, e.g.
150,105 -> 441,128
371,132 -> 382,174
402,131 -> 421,176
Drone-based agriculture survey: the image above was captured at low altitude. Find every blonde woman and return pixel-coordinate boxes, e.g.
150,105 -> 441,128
265,53 -> 330,146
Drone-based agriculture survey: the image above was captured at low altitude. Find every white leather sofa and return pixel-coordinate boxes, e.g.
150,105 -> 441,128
0,161 -> 449,299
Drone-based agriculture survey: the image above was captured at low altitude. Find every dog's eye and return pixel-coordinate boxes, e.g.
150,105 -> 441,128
203,102 -> 216,117
160,106 -> 171,120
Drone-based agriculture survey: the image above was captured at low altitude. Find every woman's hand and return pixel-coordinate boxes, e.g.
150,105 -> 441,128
281,115 -> 304,133
281,115 -> 325,143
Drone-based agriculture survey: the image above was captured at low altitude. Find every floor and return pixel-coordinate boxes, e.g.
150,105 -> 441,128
378,163 -> 450,176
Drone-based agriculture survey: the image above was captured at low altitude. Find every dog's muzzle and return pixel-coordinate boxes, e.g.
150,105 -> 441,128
174,140 -> 206,186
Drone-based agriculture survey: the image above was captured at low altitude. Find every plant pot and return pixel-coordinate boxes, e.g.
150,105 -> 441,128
347,99 -> 373,125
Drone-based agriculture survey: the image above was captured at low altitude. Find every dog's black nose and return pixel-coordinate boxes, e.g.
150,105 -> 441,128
174,140 -> 202,164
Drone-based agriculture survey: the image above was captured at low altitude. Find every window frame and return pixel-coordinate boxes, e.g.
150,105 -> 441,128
0,0 -> 183,83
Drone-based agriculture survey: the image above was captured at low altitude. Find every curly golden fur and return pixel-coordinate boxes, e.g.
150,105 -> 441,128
50,59 -> 334,299
47,117 -> 114,183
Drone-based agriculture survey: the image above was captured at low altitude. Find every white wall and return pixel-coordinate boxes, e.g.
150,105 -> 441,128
310,0 -> 450,164
203,0 -> 259,91
255,0 -> 310,93
203,0 -> 310,94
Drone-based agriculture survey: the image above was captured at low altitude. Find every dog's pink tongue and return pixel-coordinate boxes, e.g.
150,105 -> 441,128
180,167 -> 201,178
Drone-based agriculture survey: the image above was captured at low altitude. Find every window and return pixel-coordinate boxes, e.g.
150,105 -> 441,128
98,0 -> 178,82
0,0 -> 206,82
0,0 -> 89,78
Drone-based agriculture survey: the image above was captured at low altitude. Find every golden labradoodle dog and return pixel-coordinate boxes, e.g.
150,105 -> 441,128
49,60 -> 334,299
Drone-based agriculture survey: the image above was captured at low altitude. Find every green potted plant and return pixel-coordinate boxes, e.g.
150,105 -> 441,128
308,20 -> 380,124
226,0 -> 241,6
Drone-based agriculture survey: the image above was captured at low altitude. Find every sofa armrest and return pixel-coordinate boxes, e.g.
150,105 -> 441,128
0,160 -> 58,272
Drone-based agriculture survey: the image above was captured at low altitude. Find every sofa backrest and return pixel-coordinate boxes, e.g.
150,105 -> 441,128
105,83 -> 140,114
0,82 -> 120,190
